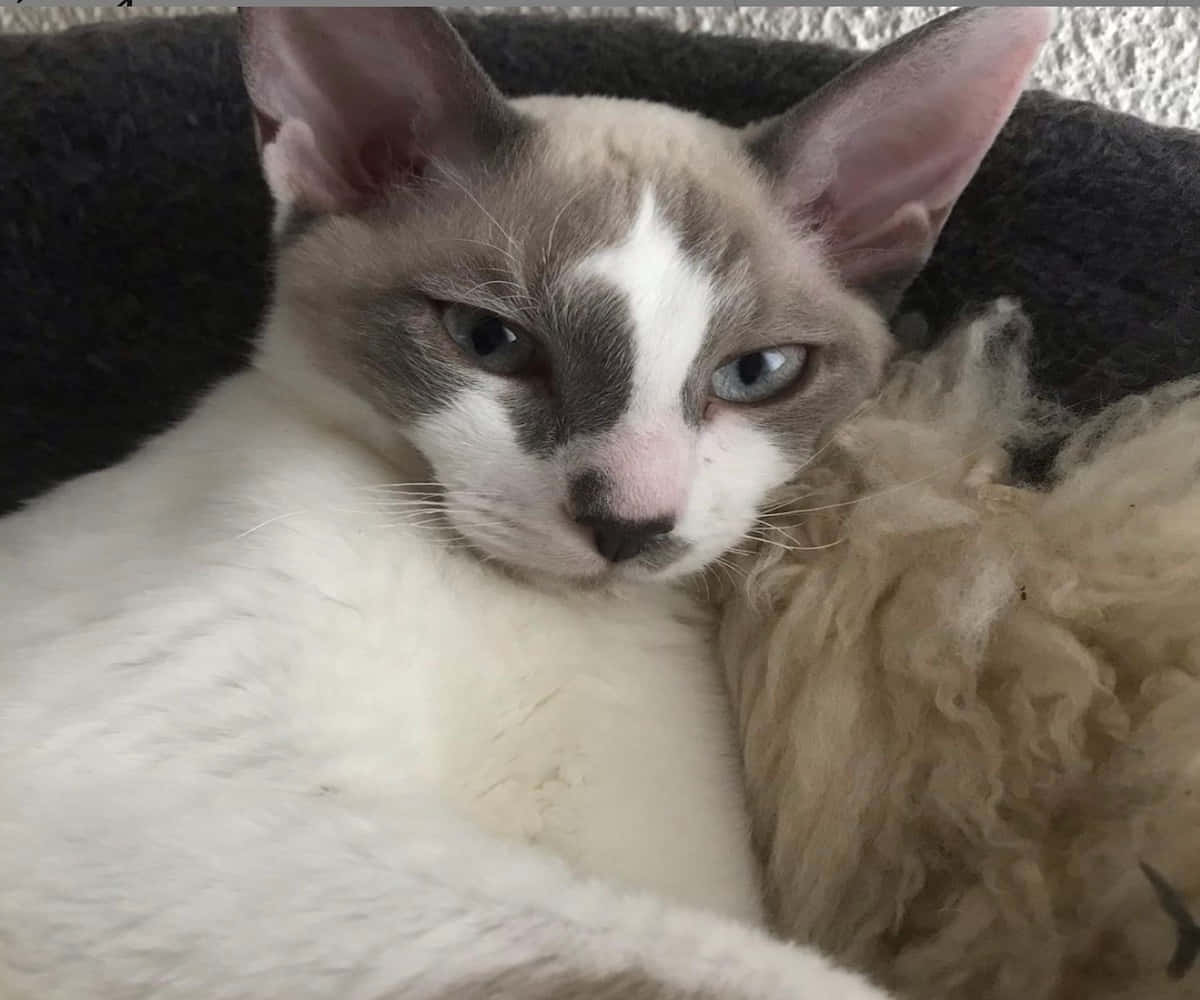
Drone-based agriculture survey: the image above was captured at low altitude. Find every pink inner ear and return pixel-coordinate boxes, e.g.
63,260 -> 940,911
831,202 -> 937,289
259,119 -> 360,215
767,8 -> 1054,295
241,8 -> 505,215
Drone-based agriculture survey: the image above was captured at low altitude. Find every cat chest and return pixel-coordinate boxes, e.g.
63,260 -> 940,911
296,553 -> 707,836
282,536 -> 763,921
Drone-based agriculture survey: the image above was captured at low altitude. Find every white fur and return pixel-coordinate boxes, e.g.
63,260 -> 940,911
579,187 -> 716,427
1,366 -> 759,917
675,413 -> 795,575
0,346 -> 890,997
577,187 -> 714,521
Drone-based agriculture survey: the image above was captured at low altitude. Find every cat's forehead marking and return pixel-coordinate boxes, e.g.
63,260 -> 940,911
575,186 -> 717,427
500,182 -> 718,461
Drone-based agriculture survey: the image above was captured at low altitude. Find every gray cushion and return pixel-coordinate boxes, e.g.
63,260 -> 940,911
2,12 -> 1198,511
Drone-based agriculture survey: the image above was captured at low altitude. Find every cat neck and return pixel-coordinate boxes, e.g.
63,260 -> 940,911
251,319 -> 425,481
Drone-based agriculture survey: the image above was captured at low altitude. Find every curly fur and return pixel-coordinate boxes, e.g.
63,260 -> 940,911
720,300 -> 1200,1000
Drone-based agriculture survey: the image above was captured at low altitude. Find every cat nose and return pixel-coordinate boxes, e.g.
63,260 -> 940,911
575,515 -> 675,564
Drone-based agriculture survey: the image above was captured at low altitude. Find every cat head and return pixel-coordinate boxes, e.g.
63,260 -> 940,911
240,6 -> 1051,584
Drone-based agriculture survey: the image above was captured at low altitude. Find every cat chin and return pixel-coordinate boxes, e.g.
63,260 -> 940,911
447,523 -> 606,587
449,525 -> 693,592
509,559 -> 697,594
486,556 -> 622,594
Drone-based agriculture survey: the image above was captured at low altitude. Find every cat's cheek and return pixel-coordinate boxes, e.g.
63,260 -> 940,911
403,389 -> 597,572
406,390 -> 533,493
673,413 -> 793,571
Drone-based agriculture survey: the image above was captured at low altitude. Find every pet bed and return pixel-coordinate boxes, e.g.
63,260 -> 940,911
3,11 -> 1200,514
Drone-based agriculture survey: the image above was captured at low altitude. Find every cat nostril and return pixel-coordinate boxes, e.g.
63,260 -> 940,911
583,517 -> 675,564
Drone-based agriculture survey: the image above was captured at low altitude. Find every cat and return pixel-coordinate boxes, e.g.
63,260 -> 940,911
0,6 -> 1050,998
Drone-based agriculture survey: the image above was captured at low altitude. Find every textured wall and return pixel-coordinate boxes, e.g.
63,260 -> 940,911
3,6 -> 1197,130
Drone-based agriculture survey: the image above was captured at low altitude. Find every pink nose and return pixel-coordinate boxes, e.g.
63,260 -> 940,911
568,468 -> 678,563
580,428 -> 690,524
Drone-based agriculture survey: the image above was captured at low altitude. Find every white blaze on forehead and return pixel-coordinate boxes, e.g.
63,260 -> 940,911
576,186 -> 716,422
573,186 -> 715,520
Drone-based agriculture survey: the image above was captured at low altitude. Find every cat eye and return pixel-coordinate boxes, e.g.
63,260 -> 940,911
710,346 -> 808,404
441,303 -> 537,376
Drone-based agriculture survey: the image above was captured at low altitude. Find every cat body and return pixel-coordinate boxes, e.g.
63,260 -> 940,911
0,7 -> 1051,997
0,361 -> 763,925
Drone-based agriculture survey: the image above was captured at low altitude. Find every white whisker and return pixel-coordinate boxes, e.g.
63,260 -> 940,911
542,184 -> 588,271
435,165 -> 523,274
234,510 -> 305,540
765,441 -> 993,519
751,532 -> 846,554
437,236 -> 522,272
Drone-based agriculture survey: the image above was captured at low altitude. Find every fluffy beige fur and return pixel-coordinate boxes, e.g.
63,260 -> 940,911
721,300 -> 1200,1000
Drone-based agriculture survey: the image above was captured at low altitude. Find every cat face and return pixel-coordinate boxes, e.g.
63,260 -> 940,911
271,101 -> 892,582
242,7 -> 1051,584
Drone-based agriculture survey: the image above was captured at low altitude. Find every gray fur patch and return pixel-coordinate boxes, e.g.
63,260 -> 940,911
274,206 -> 322,251
504,278 -> 635,457
358,294 -> 477,422
567,468 -> 611,521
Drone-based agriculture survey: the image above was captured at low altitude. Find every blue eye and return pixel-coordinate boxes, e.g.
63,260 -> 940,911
711,346 -> 807,404
442,304 -> 536,376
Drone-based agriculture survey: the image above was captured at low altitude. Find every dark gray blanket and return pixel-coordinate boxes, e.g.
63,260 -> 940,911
3,12 -> 1199,513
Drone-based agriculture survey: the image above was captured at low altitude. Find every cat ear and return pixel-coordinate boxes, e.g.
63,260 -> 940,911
746,7 -> 1054,314
239,7 -> 524,216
